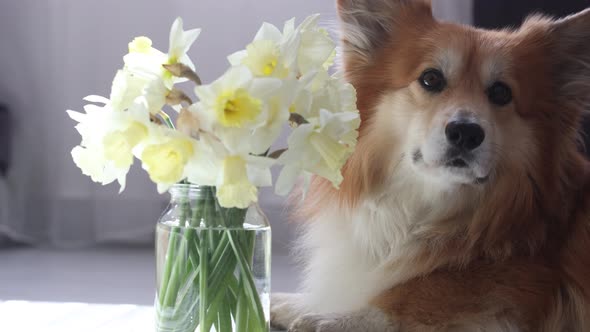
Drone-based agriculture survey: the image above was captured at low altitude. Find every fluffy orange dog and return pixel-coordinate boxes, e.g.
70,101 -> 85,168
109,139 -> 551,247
271,1 -> 590,331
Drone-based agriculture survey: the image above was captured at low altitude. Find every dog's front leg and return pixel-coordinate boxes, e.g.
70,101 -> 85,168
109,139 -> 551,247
287,307 -> 398,332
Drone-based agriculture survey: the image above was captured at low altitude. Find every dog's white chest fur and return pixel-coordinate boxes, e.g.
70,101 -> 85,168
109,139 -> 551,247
299,192 -> 422,314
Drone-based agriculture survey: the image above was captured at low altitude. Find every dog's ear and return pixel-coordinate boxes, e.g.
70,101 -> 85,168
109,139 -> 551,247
336,0 -> 433,61
550,8 -> 590,105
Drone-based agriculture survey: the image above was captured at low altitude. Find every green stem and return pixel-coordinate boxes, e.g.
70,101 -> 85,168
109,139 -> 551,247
161,187 -> 193,309
199,231 -> 208,332
235,277 -> 248,332
227,229 -> 266,331
218,295 -> 233,331
159,110 -> 176,129
158,227 -> 180,307
204,271 -> 238,331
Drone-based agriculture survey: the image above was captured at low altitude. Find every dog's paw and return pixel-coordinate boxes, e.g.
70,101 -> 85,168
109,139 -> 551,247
288,308 -> 398,332
271,293 -> 305,330
288,313 -> 340,332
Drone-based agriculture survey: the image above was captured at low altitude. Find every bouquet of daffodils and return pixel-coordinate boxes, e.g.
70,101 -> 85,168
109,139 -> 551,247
68,15 -> 359,208
68,15 -> 359,332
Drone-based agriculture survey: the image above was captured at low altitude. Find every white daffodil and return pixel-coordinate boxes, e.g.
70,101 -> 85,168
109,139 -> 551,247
184,133 -> 225,186
111,18 -> 201,114
313,72 -> 357,118
247,78 -> 301,155
241,40 -> 290,78
71,145 -> 118,186
283,70 -> 317,120
110,69 -> 149,112
294,14 -> 337,75
124,18 -> 200,88
275,109 -> 360,196
228,15 -> 335,79
168,18 -> 201,69
183,133 -> 275,208
142,78 -> 169,114
110,69 -> 168,114
193,66 -> 282,154
291,71 -> 357,126
67,96 -> 151,192
228,21 -> 300,79
122,36 -> 168,80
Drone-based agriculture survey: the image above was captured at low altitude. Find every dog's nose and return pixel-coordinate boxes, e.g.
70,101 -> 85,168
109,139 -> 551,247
445,121 -> 485,151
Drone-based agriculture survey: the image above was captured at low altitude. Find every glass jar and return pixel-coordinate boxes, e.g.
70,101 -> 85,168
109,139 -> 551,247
155,184 -> 271,332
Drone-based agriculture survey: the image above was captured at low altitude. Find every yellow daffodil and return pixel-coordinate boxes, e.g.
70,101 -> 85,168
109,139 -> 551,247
194,66 -> 281,154
215,88 -> 262,128
128,36 -> 152,53
141,137 -> 194,188
217,156 -> 258,208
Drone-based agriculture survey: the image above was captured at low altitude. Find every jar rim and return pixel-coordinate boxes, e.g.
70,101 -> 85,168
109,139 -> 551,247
168,183 -> 212,198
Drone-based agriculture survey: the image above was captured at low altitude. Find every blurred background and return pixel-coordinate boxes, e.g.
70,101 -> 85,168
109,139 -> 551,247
0,0 -> 587,315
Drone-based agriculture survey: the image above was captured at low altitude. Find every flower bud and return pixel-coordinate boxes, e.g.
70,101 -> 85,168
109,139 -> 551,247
163,63 -> 202,85
176,108 -> 200,138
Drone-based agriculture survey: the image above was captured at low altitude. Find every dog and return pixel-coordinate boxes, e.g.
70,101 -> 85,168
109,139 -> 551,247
270,1 -> 590,331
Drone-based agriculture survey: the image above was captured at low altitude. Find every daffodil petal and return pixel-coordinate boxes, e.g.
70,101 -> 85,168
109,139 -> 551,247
248,77 -> 282,99
275,165 -> 301,196
168,17 -> 201,61
66,110 -> 86,124
283,18 -> 296,36
217,156 -> 258,208
254,22 -> 283,42
223,66 -> 254,90
245,155 -> 275,187
83,95 -> 111,104
227,50 -> 248,66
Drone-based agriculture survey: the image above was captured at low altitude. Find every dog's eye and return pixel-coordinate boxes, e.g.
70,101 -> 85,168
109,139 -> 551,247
487,82 -> 512,106
419,69 -> 446,93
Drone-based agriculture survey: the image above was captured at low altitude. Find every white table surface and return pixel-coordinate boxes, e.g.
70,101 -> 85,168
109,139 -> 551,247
0,248 -> 294,331
0,300 -> 153,332
0,300 -> 284,332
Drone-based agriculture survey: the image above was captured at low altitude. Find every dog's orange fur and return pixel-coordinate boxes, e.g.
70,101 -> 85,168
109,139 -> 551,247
301,1 -> 590,330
